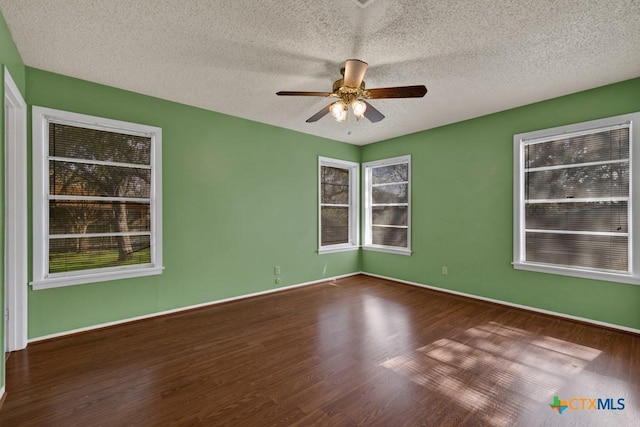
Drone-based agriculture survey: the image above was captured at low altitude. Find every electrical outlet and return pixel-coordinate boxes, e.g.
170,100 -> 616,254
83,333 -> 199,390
274,266 -> 280,275
441,266 -> 448,275
275,276 -> 281,284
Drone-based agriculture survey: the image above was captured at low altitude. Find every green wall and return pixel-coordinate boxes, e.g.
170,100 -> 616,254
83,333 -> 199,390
361,77 -> 640,330
26,68 -> 361,338
0,10 -> 25,392
0,13 -> 25,92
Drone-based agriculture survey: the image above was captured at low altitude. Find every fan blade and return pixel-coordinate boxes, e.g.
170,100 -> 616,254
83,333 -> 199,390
366,85 -> 427,99
363,101 -> 385,123
276,91 -> 333,97
344,59 -> 368,88
305,105 -> 331,123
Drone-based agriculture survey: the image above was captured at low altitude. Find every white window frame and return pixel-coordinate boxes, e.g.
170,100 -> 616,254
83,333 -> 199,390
363,155 -> 411,255
318,157 -> 360,254
31,106 -> 164,289
513,111 -> 640,285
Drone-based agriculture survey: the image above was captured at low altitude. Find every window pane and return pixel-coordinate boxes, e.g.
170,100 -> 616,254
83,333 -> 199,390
321,207 -> 349,245
372,206 -> 408,226
525,128 -> 629,168
49,235 -> 151,274
321,184 -> 349,204
525,232 -> 627,271
50,200 -> 150,234
372,184 -> 408,204
372,163 -> 408,184
49,123 -> 151,165
525,163 -> 628,200
321,166 -> 350,204
372,227 -> 407,247
321,166 -> 349,185
526,202 -> 627,233
50,160 -> 151,198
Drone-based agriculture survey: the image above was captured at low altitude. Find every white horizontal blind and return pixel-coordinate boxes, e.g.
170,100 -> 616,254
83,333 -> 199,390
48,122 -> 153,274
320,165 -> 350,246
523,125 -> 630,271
370,161 -> 409,248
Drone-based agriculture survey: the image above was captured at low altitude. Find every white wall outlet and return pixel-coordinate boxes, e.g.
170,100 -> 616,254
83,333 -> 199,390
441,266 -> 448,275
274,266 -> 281,275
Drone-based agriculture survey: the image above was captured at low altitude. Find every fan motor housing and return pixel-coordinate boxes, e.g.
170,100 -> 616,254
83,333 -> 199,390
333,79 -> 368,104
333,78 -> 366,92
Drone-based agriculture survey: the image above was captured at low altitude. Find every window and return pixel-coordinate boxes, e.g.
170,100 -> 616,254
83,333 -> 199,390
363,155 -> 411,255
513,112 -> 640,284
32,107 -> 163,289
318,157 -> 359,253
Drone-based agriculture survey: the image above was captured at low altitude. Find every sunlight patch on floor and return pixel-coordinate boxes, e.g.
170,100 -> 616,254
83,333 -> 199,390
380,321 -> 603,426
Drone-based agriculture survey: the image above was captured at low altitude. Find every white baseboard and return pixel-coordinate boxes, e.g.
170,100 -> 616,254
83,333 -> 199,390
28,272 -> 361,343
363,272 -> 640,335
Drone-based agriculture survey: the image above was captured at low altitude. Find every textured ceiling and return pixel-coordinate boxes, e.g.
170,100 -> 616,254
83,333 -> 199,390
1,0 -> 639,145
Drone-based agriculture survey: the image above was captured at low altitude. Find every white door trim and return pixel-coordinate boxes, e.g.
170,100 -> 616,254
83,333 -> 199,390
4,67 -> 28,351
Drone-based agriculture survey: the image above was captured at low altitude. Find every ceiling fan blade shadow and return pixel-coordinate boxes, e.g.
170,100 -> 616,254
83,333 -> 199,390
366,85 -> 427,99
344,59 -> 368,88
172,35 -> 338,78
306,104 -> 331,123
363,101 -> 385,123
276,91 -> 333,97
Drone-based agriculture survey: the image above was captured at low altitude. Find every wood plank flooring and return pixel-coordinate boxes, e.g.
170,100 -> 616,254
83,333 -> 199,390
1,275 -> 638,426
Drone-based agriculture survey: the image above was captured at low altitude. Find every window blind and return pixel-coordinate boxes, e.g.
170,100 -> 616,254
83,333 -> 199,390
48,122 -> 153,274
523,126 -> 630,271
320,165 -> 350,245
370,162 -> 409,247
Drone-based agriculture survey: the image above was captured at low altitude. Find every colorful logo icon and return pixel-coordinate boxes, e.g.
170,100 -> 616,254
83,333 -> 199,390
550,396 -> 568,414
549,395 -> 625,414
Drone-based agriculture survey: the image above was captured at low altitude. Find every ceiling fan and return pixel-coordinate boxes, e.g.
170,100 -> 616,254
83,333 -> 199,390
276,59 -> 427,123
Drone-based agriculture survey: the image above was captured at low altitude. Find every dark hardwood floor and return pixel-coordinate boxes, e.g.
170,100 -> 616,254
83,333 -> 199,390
1,275 -> 638,426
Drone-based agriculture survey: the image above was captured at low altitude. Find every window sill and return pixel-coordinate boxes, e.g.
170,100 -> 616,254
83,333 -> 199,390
318,245 -> 360,255
513,262 -> 640,286
363,245 -> 412,256
31,266 -> 165,290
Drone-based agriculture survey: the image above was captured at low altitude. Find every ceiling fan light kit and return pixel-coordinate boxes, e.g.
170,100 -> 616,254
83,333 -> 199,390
277,59 -> 427,124
330,101 -> 348,122
352,99 -> 367,119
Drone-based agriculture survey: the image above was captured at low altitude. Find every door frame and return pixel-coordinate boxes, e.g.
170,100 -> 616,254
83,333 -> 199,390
4,67 -> 27,352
